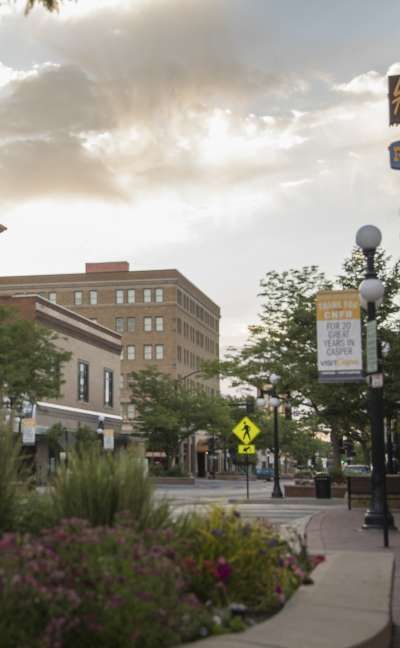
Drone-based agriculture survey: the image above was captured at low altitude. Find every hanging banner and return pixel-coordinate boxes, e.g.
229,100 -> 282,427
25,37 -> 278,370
103,429 -> 114,451
21,418 -> 36,445
316,290 -> 363,383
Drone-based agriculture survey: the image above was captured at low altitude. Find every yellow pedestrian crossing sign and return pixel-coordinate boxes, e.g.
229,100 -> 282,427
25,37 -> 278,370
238,444 -> 256,455
233,416 -> 260,444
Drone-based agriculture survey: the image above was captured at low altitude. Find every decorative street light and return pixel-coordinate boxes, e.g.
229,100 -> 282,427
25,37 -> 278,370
269,373 -> 283,499
356,224 -> 393,542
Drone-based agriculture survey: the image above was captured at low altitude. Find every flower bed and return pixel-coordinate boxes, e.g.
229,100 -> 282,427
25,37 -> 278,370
0,509 -> 322,647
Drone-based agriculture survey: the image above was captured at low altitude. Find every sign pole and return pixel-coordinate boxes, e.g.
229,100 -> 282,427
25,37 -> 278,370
246,454 -> 249,500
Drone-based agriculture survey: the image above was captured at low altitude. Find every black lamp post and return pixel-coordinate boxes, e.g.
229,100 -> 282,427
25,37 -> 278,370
269,373 -> 283,499
356,225 -> 394,540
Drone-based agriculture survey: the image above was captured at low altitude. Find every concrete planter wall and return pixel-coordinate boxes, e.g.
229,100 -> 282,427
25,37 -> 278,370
184,551 -> 394,648
152,477 -> 195,485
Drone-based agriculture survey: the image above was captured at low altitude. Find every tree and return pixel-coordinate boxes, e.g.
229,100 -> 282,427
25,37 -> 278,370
0,307 -> 71,415
128,368 -> 234,469
204,250 -> 400,471
24,0 -> 60,13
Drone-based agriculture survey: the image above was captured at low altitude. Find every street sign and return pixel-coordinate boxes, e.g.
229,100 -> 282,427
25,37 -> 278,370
21,418 -> 35,445
238,444 -> 256,455
389,141 -> 400,169
233,416 -> 260,444
389,75 -> 400,125
316,290 -> 363,383
370,373 -> 384,389
103,429 -> 114,451
366,320 -> 378,373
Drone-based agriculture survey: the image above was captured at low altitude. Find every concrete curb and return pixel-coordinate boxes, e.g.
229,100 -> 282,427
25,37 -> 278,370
184,551 -> 394,648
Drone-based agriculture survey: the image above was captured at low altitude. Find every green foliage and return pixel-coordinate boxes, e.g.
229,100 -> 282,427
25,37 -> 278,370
51,444 -> 171,530
175,507 -> 314,612
129,368 -> 234,466
210,249 -> 400,470
0,521 -> 215,647
0,306 -> 71,410
14,492 -> 58,534
328,467 -> 345,484
0,424 -> 29,532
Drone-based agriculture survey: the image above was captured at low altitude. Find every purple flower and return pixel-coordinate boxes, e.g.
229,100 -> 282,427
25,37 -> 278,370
216,557 -> 232,584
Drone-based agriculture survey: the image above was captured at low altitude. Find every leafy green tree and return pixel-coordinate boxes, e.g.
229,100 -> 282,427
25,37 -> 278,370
0,306 -> 71,416
128,368 -> 234,469
205,250 -> 400,471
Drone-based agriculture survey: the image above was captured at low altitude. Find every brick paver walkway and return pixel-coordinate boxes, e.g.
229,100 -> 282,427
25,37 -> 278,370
307,506 -> 400,647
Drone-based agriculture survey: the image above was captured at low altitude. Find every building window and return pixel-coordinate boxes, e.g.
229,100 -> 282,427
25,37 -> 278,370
177,345 -> 182,362
144,344 -> 153,360
48,292 -> 56,303
177,289 -> 182,305
143,288 -> 152,303
127,404 -> 135,419
155,288 -> 164,303
155,317 -> 164,332
104,369 -> 113,408
89,290 -> 97,305
155,344 -> 164,360
127,317 -> 136,332
74,291 -> 83,305
144,317 -> 152,332
115,318 -> 124,332
127,289 -> 135,304
116,289 -> 124,304
177,318 -> 182,334
78,360 -> 89,402
127,345 -> 136,360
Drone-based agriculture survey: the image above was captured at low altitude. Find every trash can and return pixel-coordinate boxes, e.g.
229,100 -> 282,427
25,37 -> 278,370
314,473 -> 331,498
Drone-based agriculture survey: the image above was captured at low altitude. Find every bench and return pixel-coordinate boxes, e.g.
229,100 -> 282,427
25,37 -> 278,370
347,475 -> 400,510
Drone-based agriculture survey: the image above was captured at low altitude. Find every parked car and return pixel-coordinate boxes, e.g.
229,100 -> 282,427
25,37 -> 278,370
343,464 -> 370,476
255,466 -> 274,481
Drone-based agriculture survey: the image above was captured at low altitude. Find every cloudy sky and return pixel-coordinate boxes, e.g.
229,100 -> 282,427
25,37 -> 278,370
1,0 -> 400,358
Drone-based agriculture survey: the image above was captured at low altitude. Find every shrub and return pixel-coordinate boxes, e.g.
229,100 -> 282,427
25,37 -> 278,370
0,508 -> 322,646
14,492 -> 58,534
51,445 -> 171,530
0,424 -> 29,532
0,520 -> 214,647
174,507 -> 313,612
328,467 -> 345,483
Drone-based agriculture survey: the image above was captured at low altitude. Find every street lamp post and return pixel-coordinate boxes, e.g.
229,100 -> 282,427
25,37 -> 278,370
269,373 -> 283,499
356,225 -> 394,543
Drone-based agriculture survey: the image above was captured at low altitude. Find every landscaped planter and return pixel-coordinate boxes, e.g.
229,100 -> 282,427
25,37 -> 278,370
284,483 -> 346,498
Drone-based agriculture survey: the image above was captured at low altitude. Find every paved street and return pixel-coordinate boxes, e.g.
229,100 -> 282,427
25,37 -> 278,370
155,478 -> 343,531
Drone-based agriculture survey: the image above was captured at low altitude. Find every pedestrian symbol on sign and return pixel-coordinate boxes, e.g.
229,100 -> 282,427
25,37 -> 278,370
232,416 -> 260,444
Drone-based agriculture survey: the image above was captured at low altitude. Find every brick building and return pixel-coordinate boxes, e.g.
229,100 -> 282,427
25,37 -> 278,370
0,263 -> 220,444
0,294 -> 122,479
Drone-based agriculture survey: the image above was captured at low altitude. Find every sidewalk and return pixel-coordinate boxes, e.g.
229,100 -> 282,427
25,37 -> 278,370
307,505 -> 400,648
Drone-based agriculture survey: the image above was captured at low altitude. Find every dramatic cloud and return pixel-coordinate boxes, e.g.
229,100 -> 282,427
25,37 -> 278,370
0,0 -> 399,359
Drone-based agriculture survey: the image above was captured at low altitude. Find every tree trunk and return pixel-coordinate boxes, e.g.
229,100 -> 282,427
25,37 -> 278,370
330,427 -> 342,472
